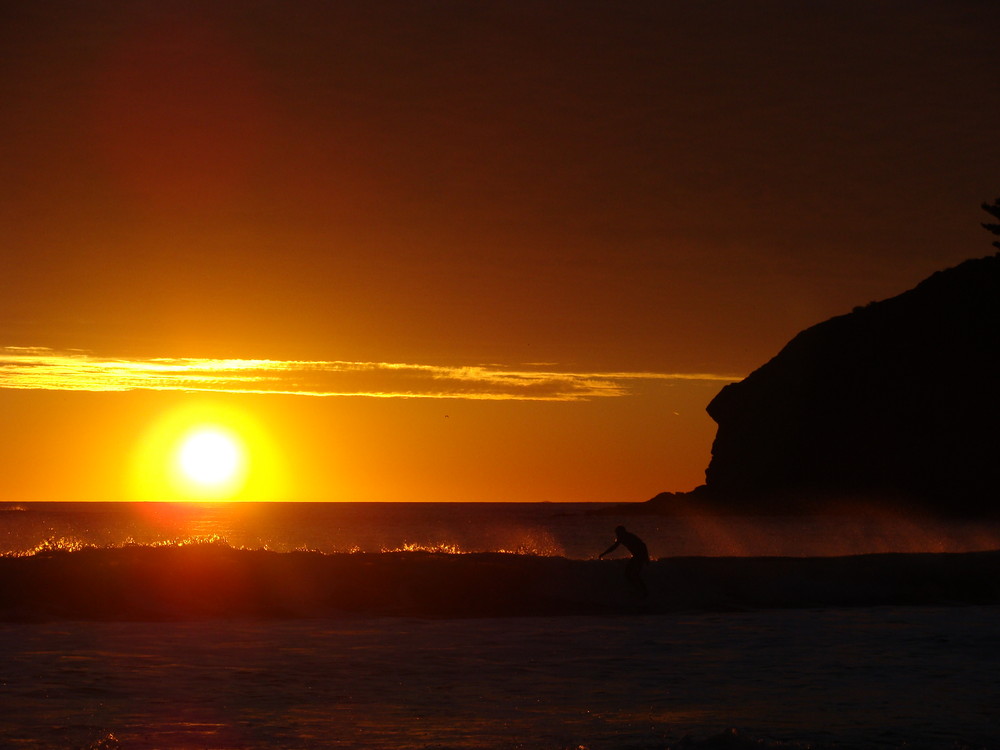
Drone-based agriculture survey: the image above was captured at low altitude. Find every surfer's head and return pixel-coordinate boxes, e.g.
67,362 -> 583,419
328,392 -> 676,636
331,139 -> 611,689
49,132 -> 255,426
615,525 -> 626,537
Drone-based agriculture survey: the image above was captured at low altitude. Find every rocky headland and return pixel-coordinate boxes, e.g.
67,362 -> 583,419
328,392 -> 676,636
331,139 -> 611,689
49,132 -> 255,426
607,253 -> 1000,516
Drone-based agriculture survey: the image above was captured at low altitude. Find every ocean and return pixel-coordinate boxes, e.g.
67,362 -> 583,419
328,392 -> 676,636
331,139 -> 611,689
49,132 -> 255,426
7,501 -> 1000,559
2,502 -> 1000,749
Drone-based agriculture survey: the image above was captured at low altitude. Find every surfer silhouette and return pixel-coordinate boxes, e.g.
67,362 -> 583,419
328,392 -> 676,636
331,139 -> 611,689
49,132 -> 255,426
599,525 -> 649,597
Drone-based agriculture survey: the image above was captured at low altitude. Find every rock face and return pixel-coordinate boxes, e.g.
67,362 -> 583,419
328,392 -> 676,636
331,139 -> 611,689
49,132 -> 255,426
703,253 -> 1000,514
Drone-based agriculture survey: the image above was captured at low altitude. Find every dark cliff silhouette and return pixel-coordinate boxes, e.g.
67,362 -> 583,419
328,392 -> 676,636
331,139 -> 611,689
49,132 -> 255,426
700,253 -> 1000,514
983,197 -> 1000,249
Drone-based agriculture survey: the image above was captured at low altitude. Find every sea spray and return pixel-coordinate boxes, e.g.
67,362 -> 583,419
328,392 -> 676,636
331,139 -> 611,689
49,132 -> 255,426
3,543 -> 1000,620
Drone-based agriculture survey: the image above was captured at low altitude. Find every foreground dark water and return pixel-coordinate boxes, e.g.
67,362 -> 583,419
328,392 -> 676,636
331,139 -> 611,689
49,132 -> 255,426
2,608 -> 998,749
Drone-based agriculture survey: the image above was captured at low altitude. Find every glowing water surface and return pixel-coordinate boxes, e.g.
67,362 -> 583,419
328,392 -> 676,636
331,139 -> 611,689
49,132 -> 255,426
3,501 -> 1000,559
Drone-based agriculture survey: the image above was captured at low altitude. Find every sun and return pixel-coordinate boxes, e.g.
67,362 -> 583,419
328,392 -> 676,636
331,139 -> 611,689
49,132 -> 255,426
171,424 -> 247,499
177,428 -> 243,488
129,401 -> 286,502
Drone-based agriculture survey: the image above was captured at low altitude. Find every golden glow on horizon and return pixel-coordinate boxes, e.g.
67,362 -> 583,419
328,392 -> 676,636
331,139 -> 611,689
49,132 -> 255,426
130,401 -> 285,502
0,346 -> 728,502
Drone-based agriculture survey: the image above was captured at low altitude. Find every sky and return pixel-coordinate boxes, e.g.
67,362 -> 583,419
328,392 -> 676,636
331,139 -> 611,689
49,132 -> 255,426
1,0 -> 998,502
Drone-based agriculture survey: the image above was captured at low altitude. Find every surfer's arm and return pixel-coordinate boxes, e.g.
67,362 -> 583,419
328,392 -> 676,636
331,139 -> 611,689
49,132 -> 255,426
598,541 -> 619,559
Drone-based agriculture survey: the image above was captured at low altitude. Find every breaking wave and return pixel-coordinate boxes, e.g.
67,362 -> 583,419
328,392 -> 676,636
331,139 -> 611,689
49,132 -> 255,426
2,542 -> 999,620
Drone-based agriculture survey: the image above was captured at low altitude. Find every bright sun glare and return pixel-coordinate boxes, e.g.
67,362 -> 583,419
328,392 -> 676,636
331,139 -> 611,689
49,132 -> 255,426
177,428 -> 243,487
130,402 -> 286,502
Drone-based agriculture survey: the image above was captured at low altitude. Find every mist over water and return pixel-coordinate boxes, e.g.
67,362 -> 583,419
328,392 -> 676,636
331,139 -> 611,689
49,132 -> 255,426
3,501 -> 1000,620
3,501 -> 1000,559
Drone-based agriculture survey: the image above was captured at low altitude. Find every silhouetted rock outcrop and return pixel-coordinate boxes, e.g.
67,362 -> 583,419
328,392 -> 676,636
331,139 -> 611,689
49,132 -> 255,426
702,253 -> 1000,515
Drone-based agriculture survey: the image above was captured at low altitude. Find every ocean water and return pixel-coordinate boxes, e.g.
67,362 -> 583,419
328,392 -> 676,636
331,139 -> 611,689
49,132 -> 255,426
2,502 -> 1000,749
3,608 -> 1000,749
5,501 -> 1000,559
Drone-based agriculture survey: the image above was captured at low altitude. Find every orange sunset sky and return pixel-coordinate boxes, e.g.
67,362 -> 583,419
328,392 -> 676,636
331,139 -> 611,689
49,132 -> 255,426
1,1 -> 998,502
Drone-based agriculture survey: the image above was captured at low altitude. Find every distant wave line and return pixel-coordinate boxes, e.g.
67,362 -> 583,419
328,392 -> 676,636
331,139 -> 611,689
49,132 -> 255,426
0,347 -> 741,401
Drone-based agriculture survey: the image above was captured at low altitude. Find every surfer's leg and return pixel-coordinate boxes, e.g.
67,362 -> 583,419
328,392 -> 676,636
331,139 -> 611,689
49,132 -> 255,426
626,559 -> 648,598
